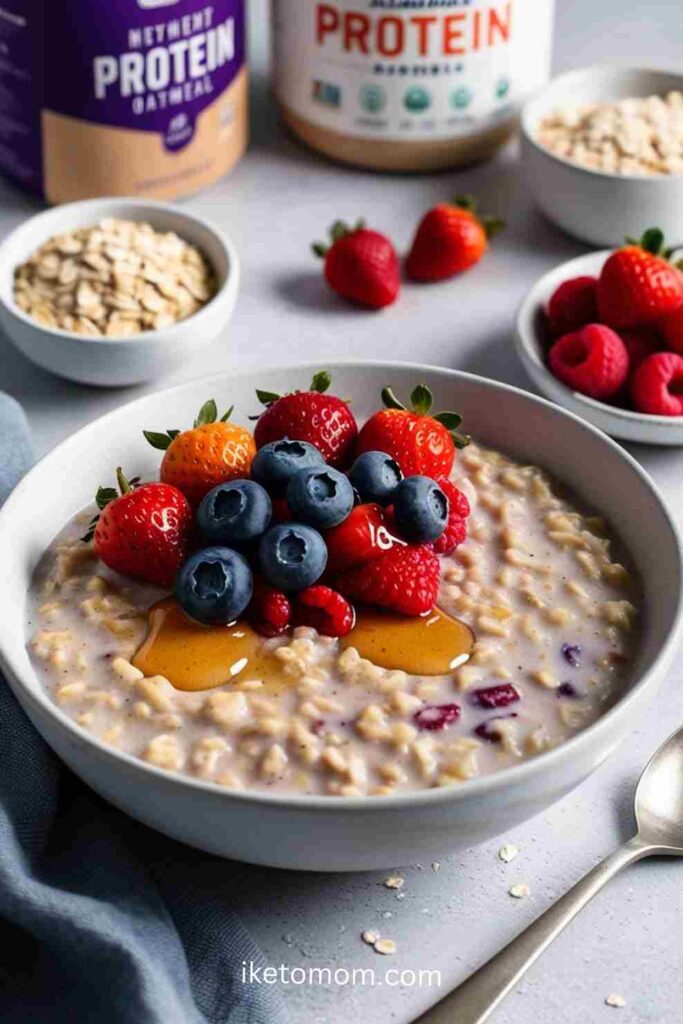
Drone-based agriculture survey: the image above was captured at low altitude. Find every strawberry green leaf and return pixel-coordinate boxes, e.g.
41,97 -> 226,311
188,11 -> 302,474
167,429 -> 180,440
194,399 -> 217,427
312,242 -> 327,259
410,384 -> 433,416
310,371 -> 331,394
482,216 -> 505,240
433,411 -> 463,430
143,430 -> 173,451
453,431 -> 471,449
256,388 -> 280,407
381,386 -> 406,411
454,194 -> 477,213
219,405 -> 234,422
640,228 -> 665,255
95,486 -> 118,510
330,220 -> 349,244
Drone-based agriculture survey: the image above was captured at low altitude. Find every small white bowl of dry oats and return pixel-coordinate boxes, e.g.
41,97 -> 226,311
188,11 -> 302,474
0,198 -> 239,387
521,65 -> 683,247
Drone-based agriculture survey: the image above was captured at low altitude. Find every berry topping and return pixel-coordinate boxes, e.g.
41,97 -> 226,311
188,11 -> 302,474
597,228 -> 683,329
313,220 -> 400,309
470,683 -> 521,709
413,703 -> 461,731
660,304 -> 683,354
547,276 -> 598,336
548,324 -> 629,400
90,469 -> 193,588
335,543 -> 440,616
475,713 -> 518,743
432,476 -> 470,556
176,547 -> 253,625
253,371 -> 358,468
406,195 -> 503,283
286,466 -> 355,530
356,384 -> 468,480
393,475 -> 449,543
620,327 -> 661,373
557,681 -> 583,700
561,643 -> 581,668
248,579 -> 292,637
258,523 -> 327,591
251,439 -> 325,496
197,479 -> 272,546
293,585 -> 355,637
631,351 -> 683,415
325,503 -> 403,573
348,450 -> 403,507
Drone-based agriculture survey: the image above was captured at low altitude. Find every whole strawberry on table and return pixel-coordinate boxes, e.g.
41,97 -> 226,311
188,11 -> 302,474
545,228 -> 683,416
86,375 -> 471,640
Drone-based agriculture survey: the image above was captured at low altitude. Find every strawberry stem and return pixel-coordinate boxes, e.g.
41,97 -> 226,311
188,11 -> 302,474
116,467 -> 132,494
380,384 -> 469,447
312,219 -> 366,260
451,195 -> 505,239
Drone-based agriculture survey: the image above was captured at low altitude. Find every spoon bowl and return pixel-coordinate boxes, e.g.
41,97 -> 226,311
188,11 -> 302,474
635,726 -> 683,851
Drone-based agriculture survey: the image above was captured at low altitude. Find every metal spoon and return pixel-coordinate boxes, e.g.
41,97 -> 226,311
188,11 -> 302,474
414,726 -> 683,1024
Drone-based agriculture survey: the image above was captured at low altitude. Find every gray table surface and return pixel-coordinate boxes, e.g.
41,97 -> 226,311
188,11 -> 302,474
3,2 -> 683,1021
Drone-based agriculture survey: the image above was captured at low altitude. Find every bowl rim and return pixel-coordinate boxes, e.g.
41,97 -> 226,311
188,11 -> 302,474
0,196 -> 239,346
515,249 -> 683,428
2,358 -> 682,811
521,62 -> 683,183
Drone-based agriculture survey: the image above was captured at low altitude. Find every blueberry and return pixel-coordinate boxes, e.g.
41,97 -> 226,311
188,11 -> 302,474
349,450 -> 403,506
251,439 -> 325,496
197,479 -> 272,545
258,523 -> 327,591
286,466 -> 354,529
393,475 -> 448,542
176,547 -> 253,625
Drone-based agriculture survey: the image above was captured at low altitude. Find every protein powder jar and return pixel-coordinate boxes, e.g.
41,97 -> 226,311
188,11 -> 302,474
272,1 -> 554,172
0,0 -> 247,203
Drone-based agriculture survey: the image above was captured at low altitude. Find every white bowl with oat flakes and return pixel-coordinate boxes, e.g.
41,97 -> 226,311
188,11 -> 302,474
0,362 -> 681,871
521,65 -> 683,246
0,198 -> 239,387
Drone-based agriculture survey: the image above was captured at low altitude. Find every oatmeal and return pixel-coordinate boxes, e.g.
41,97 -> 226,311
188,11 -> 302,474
27,441 -> 639,797
13,218 -> 216,336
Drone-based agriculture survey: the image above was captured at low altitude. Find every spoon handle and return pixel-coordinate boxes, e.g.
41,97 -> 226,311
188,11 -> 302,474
413,836 -> 650,1024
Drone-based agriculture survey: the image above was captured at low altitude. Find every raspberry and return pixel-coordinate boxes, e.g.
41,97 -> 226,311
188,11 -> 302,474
546,276 -> 598,336
620,327 -> 661,372
433,476 -> 470,556
660,305 -> 683,354
548,324 -> 629,400
631,351 -> 683,415
470,684 -> 521,709
413,703 -> 460,731
293,585 -> 355,637
248,579 -> 292,637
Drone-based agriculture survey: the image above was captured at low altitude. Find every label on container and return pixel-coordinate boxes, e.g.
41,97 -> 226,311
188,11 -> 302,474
273,0 -> 553,142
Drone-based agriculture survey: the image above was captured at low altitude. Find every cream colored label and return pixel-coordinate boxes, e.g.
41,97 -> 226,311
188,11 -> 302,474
273,0 -> 553,142
42,66 -> 247,203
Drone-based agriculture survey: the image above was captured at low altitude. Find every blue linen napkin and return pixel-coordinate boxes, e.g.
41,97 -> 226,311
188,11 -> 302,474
0,393 -> 288,1024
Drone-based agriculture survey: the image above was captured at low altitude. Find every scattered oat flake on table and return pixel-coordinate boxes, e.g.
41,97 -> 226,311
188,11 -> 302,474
498,844 -> 519,863
384,875 -> 405,890
605,994 -> 627,1009
374,938 -> 397,956
362,929 -> 380,946
508,882 -> 530,899
431,861 -> 441,872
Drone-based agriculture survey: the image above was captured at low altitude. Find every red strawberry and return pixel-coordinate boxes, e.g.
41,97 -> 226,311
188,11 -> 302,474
432,476 -> 470,556
546,276 -> 598,336
356,384 -> 468,480
620,327 -> 662,372
335,543 -> 440,616
325,503 -> 403,573
293,586 -> 355,637
253,371 -> 358,468
631,352 -> 683,416
248,578 -> 291,637
597,229 -> 683,329
548,324 -> 629,400
313,219 -> 400,309
406,195 -> 503,282
660,304 -> 683,354
87,468 -> 192,588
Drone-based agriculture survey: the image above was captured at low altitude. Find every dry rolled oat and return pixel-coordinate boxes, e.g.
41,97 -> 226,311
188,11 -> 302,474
14,218 -> 216,336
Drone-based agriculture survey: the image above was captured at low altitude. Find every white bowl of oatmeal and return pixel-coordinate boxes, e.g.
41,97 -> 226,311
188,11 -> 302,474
0,198 -> 239,387
521,65 -> 683,246
1,362 -> 681,871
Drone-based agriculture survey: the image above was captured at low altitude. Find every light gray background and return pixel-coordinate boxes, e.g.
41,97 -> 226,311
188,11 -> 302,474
3,2 -> 683,1021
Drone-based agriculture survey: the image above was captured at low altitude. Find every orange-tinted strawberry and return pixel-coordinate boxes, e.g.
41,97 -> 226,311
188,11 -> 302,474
145,399 -> 256,507
335,542 -> 440,616
325,503 -> 403,573
253,371 -> 358,468
406,195 -> 503,283
86,468 -> 193,587
356,384 -> 468,479
597,229 -> 683,329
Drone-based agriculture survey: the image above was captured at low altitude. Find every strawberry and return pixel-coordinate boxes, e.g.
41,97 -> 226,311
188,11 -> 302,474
356,384 -> 468,480
144,399 -> 256,507
597,228 -> 683,329
313,220 -> 400,309
432,476 -> 470,556
253,371 -> 358,468
293,586 -> 355,637
334,543 -> 440,616
406,195 -> 503,283
85,468 -> 193,588
325,503 -> 404,573
660,304 -> 683,354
